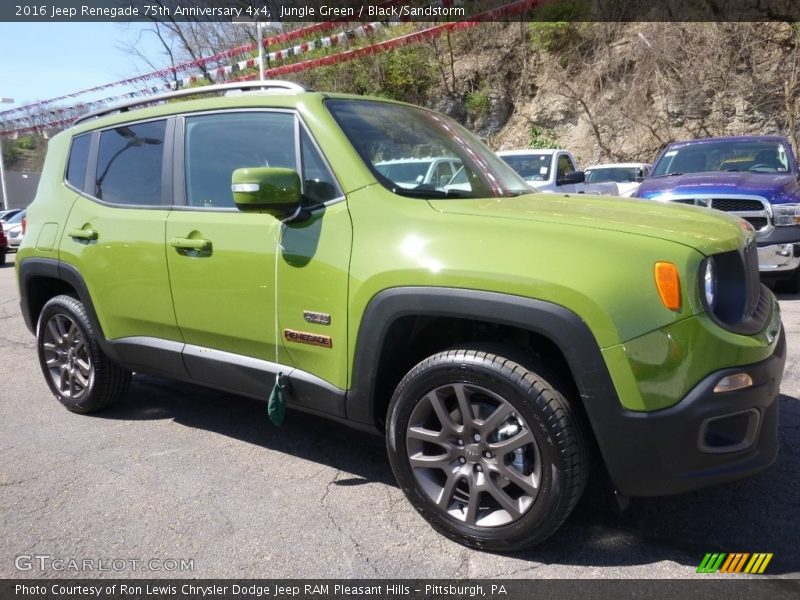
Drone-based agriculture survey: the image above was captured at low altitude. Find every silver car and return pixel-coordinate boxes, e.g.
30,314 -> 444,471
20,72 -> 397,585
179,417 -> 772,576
2,210 -> 25,251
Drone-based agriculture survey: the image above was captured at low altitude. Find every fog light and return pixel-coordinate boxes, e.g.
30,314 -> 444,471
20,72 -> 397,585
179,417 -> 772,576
713,373 -> 753,393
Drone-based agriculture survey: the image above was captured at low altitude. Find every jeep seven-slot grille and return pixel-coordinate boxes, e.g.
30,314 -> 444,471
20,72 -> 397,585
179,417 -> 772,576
666,196 -> 770,232
708,241 -> 769,336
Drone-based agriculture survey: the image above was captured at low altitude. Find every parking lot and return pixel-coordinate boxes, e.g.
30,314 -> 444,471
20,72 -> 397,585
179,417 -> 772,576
0,252 -> 798,579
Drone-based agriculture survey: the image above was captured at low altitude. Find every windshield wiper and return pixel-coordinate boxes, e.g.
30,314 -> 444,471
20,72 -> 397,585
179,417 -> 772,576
654,172 -> 685,178
391,187 -> 474,199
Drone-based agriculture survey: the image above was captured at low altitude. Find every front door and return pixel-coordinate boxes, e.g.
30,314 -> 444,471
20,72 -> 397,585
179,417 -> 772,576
166,110 -> 350,406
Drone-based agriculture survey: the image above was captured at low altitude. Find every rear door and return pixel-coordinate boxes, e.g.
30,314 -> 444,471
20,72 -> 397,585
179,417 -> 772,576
59,118 -> 181,347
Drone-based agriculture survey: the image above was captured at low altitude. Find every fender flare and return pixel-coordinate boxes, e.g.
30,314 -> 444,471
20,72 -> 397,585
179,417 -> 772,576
345,287 -> 619,426
17,257 -> 122,363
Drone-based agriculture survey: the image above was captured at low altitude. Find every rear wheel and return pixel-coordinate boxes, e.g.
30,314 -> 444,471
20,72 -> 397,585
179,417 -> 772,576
36,295 -> 131,413
386,348 -> 588,551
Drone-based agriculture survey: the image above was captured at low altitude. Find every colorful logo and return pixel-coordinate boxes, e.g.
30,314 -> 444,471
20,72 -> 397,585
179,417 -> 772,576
697,553 -> 773,574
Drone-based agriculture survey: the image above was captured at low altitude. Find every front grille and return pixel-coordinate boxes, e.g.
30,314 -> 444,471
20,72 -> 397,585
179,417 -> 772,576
707,242 -> 769,336
711,198 -> 764,212
744,217 -> 768,230
666,196 -> 771,232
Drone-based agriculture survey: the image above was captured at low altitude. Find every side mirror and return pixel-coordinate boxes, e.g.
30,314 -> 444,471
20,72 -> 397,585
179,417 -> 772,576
556,170 -> 585,186
231,167 -> 301,215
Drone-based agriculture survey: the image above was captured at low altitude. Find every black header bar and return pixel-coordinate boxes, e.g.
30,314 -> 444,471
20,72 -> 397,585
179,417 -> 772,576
3,0 -> 800,23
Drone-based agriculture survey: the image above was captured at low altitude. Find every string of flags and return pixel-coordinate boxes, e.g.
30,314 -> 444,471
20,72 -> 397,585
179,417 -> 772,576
0,0 -> 416,120
168,21 -> 395,90
0,21 -> 343,119
0,21 -> 394,133
0,0 -> 537,137
232,0 -> 536,82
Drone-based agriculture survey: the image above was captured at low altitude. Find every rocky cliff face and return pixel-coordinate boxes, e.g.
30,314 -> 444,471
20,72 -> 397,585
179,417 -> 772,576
427,22 -> 800,169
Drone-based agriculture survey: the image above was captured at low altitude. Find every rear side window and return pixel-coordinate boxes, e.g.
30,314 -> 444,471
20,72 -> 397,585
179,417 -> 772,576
66,134 -> 90,191
95,120 -> 166,205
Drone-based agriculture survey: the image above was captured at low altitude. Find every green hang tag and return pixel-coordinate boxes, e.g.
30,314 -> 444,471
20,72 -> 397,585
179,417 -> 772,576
268,372 -> 287,426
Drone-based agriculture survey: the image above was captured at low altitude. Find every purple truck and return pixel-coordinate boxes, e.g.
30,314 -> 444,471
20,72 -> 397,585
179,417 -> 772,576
634,135 -> 800,291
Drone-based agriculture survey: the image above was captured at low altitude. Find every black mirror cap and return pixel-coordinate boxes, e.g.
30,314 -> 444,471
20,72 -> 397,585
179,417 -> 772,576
557,170 -> 586,186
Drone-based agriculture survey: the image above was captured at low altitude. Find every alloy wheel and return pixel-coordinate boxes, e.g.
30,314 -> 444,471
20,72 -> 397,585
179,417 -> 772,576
406,383 -> 542,527
42,313 -> 94,400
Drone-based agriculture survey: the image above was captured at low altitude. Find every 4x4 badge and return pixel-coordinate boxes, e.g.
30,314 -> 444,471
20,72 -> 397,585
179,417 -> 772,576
284,329 -> 332,348
303,311 -> 331,326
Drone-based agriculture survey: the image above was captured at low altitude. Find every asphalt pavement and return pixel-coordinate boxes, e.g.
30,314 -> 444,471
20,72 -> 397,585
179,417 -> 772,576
1,252 -> 798,579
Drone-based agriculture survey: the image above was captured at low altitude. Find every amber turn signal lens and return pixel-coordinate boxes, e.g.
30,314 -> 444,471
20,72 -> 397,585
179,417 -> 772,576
654,262 -> 681,311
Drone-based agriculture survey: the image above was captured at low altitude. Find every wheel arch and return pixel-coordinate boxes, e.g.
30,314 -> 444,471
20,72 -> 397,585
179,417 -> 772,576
17,258 -> 114,358
346,287 -> 620,433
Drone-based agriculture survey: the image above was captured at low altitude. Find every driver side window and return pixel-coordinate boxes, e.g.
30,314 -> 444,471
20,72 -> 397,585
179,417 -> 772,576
184,112 -> 296,208
556,154 -> 575,180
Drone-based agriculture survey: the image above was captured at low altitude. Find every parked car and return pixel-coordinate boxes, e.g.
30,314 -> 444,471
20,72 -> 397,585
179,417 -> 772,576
374,157 -> 462,189
634,136 -> 800,291
585,162 -> 650,197
0,208 -> 23,224
17,82 -> 785,552
497,149 -> 619,195
2,210 -> 25,251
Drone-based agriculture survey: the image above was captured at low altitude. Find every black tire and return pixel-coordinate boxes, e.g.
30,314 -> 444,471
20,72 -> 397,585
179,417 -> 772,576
36,294 -> 131,413
386,348 -> 588,552
777,267 -> 800,294
0,251 -> 5,266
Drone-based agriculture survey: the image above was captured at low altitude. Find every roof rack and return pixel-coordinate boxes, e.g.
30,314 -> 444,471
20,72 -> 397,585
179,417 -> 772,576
72,81 -> 307,127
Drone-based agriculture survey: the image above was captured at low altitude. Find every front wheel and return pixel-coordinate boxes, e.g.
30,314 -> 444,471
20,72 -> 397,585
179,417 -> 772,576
386,348 -> 588,551
36,295 -> 131,413
777,267 -> 800,294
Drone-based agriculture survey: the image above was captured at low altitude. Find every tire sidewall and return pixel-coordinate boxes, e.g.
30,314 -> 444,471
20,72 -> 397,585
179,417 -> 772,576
387,353 -> 574,550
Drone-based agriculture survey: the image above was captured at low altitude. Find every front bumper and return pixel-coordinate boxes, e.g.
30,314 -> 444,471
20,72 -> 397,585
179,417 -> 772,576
593,327 -> 785,497
757,242 -> 800,273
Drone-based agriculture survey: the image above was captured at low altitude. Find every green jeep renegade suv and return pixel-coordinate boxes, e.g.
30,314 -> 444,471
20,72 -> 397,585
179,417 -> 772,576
17,82 -> 785,551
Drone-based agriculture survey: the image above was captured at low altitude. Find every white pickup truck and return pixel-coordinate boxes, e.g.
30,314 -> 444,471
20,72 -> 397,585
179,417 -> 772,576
497,149 -> 619,196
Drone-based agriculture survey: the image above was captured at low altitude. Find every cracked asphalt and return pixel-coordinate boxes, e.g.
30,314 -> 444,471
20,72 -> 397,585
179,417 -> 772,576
0,253 -> 798,579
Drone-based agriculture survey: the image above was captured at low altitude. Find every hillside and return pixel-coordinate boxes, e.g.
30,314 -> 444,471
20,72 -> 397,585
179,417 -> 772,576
2,135 -> 47,172
418,21 -> 800,167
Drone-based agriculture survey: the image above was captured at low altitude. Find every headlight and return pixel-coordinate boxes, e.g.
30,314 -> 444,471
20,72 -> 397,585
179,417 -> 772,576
703,258 -> 716,309
773,203 -> 800,226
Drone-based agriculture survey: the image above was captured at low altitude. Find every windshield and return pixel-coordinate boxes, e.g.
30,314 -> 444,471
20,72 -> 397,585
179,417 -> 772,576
499,154 -> 551,181
586,167 -> 640,183
651,140 -> 793,176
326,99 -> 530,198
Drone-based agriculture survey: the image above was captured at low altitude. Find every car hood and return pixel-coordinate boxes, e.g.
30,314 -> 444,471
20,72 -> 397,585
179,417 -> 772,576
428,192 -> 746,255
636,171 -> 800,204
